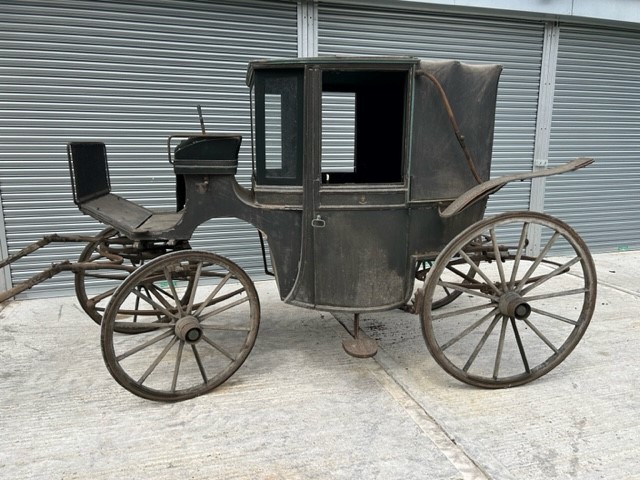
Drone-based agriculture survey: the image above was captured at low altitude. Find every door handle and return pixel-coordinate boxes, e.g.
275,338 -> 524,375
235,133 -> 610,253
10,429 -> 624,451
311,215 -> 326,228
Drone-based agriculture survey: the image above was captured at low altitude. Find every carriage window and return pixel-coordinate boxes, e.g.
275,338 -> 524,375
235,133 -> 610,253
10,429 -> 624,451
321,70 -> 406,184
322,92 -> 356,174
255,70 -> 303,185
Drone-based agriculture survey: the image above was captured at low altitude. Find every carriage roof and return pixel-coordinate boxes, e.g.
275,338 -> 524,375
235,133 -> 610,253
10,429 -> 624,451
247,56 -> 502,201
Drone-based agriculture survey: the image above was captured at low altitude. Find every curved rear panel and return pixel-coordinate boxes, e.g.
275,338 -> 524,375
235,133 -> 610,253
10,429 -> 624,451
410,60 -> 502,201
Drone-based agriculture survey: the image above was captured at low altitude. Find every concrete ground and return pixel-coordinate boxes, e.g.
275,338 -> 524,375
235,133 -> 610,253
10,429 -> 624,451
0,252 -> 638,479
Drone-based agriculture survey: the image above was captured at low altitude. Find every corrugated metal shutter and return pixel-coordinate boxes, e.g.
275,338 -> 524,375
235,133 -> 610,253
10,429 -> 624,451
546,25 -> 640,253
0,0 -> 297,297
317,3 -> 544,215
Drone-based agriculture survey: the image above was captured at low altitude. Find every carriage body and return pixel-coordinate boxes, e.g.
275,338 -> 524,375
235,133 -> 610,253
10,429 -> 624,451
158,57 -> 502,312
1,57 -> 596,401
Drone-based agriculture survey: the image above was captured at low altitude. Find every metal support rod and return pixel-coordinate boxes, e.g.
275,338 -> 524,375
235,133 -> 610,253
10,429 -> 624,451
257,231 -> 275,277
197,104 -> 206,134
353,313 -> 361,338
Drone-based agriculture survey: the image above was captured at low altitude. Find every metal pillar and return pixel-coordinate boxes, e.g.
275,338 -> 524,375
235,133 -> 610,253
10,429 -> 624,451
527,21 -> 560,256
298,0 -> 318,57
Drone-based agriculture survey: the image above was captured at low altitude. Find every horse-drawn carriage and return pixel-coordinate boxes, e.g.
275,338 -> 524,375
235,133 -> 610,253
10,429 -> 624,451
0,57 -> 596,401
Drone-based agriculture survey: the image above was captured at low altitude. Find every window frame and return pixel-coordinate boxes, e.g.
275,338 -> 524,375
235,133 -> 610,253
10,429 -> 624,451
254,69 -> 304,186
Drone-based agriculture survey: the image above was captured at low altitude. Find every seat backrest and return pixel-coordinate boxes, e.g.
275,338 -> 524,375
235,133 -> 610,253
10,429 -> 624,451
67,142 -> 111,205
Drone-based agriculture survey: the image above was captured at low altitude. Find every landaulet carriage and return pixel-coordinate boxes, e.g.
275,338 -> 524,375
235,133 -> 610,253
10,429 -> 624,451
1,57 -> 596,401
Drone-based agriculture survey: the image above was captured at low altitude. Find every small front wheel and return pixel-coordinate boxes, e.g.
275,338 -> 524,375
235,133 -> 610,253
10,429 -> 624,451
101,251 -> 260,402
421,212 -> 596,388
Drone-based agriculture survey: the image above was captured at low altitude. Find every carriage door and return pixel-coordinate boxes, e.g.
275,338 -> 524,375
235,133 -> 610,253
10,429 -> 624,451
310,67 -> 412,311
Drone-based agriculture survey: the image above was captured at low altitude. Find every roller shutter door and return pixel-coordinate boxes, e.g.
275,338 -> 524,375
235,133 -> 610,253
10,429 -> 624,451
318,3 -> 544,215
546,25 -> 640,253
0,0 -> 297,297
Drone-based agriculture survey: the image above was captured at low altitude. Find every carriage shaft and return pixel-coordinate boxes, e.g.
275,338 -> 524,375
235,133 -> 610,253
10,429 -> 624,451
0,233 -> 132,303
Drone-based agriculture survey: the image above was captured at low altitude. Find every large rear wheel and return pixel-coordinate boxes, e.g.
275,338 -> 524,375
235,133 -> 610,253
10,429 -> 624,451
421,212 -> 596,388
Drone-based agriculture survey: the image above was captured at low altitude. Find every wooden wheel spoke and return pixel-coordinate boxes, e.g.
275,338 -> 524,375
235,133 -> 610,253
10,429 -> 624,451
510,317 -> 530,373
200,295 -> 250,322
493,316 -> 509,380
138,337 -> 178,385
191,345 -> 208,383
509,222 -> 530,289
438,280 -> 498,301
131,285 -> 179,321
524,288 -> 588,302
113,321 -> 174,331
441,308 -> 499,351
431,302 -> 495,321
520,256 -> 580,295
171,340 -> 185,393
515,232 -> 560,292
446,264 -> 481,284
188,287 -> 246,315
207,286 -> 246,306
87,286 -> 117,306
132,289 -> 143,323
201,324 -> 251,332
490,228 -> 507,290
459,250 -> 502,296
146,283 -> 179,312
523,318 -> 559,354
163,267 -> 184,317
463,314 -> 501,372
116,330 -> 174,362
193,273 -> 233,316
201,334 -> 236,361
529,306 -> 578,326
186,261 -> 204,313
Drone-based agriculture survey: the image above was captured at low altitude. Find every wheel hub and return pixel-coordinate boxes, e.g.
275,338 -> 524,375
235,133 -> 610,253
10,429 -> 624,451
174,315 -> 203,344
498,291 -> 531,320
